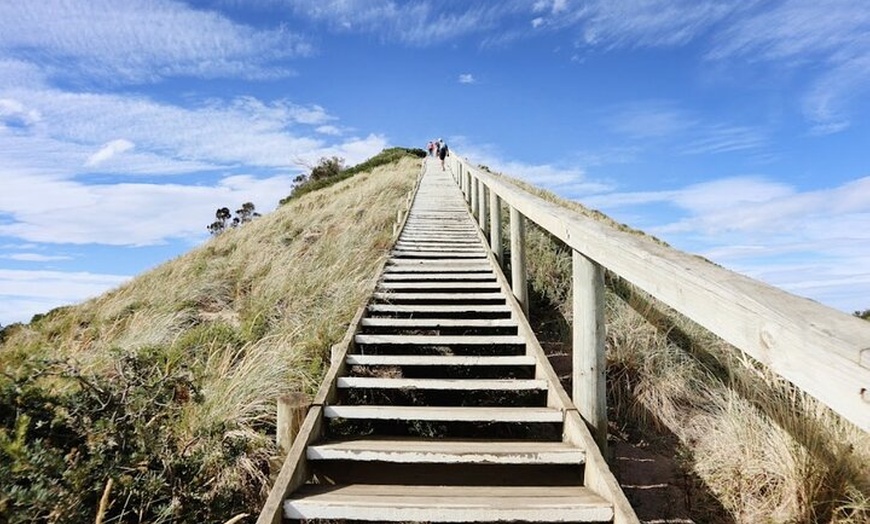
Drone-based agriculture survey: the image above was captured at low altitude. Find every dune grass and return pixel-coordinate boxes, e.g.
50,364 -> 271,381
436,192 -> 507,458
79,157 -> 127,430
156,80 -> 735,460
508,186 -> 870,523
0,156 -> 420,523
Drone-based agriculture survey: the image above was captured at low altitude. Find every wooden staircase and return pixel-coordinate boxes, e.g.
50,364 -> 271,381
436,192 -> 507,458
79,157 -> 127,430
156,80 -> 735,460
258,158 -> 637,523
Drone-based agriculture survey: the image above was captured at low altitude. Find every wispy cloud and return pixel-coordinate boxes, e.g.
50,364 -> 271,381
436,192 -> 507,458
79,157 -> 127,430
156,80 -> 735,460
0,0 -> 310,84
586,175 -> 870,312
0,269 -> 130,325
454,138 -> 614,199
458,73 -> 476,84
534,0 -> 752,48
86,139 -> 135,167
284,0 -> 521,46
0,89 -> 365,173
1,253 -> 73,262
606,101 -> 767,154
709,1 -> 870,133
608,102 -> 695,138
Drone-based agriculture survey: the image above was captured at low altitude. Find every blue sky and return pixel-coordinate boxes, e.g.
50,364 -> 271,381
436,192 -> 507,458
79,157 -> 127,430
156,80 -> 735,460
1,0 -> 869,326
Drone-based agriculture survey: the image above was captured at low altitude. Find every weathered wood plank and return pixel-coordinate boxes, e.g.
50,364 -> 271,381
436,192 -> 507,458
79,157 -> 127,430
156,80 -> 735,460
355,334 -> 523,345
345,354 -> 535,366
367,304 -> 512,314
336,377 -> 547,391
360,317 -> 516,328
285,484 -> 613,522
380,272 -> 496,280
307,438 -> 586,464
372,292 -> 505,301
378,281 -> 501,290
323,405 -> 563,422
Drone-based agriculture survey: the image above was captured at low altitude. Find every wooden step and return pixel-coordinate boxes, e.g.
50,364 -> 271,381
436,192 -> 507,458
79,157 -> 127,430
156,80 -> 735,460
337,377 -> 547,391
285,484 -> 613,522
307,438 -> 586,464
373,292 -> 505,301
380,272 -> 496,281
388,258 -> 490,266
345,354 -> 535,366
392,251 -> 488,259
367,304 -> 512,314
324,406 -> 563,423
378,281 -> 501,290
360,318 -> 516,328
383,264 -> 493,273
355,334 -> 524,345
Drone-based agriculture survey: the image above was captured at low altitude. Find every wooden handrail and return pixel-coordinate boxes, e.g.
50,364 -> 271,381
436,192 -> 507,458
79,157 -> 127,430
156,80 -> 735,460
449,153 -> 870,432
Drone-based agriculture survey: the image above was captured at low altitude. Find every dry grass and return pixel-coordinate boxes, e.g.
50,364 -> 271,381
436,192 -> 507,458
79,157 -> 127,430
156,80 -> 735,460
510,189 -> 870,522
0,155 -> 420,519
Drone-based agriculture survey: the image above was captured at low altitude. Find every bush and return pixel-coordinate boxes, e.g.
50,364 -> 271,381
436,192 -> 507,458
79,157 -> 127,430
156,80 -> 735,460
0,351 -> 268,523
280,147 -> 425,205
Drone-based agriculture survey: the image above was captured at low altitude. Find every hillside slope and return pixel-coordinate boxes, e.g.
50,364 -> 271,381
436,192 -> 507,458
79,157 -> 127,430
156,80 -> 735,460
0,155 -> 420,523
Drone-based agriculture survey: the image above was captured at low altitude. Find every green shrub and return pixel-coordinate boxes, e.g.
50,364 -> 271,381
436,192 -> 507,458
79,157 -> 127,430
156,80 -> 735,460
279,147 -> 425,205
0,351 -> 267,523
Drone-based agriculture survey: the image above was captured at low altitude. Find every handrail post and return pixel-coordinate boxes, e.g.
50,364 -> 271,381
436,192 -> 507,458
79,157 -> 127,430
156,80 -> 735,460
572,251 -> 606,452
510,206 -> 528,316
489,192 -> 502,263
478,181 -> 488,233
465,171 -> 472,205
470,175 -> 479,219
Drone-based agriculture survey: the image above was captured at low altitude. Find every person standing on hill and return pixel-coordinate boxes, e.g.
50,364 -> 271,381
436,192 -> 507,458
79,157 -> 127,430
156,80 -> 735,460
438,140 -> 449,170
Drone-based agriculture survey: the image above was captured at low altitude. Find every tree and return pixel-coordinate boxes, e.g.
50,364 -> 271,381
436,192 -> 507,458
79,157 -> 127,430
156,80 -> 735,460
234,202 -> 260,225
308,156 -> 344,181
207,204 -> 259,236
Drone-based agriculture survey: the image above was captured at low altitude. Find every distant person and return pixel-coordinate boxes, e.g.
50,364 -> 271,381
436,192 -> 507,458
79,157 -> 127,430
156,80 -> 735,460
427,141 -> 434,156
438,141 -> 449,170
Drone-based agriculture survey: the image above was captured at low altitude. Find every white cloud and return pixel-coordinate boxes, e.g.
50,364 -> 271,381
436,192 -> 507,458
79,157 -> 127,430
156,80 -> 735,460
452,138 -> 614,199
0,98 -> 41,127
0,172 -> 293,246
710,1 -> 870,133
315,125 -> 343,136
0,0 -> 310,84
607,102 -> 767,154
458,73 -> 476,84
0,269 -> 130,325
586,175 -> 870,313
0,88 -> 355,173
1,253 -> 73,262
608,102 -> 695,138
85,139 -> 135,167
286,0 -> 518,46
550,0 -> 750,48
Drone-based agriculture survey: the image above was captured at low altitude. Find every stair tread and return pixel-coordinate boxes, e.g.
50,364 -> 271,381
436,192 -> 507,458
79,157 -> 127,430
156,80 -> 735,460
368,304 -> 511,313
285,484 -> 613,522
360,317 -> 516,328
324,405 -> 563,422
380,272 -> 497,280
378,281 -> 501,289
346,354 -> 535,366
355,334 -> 524,345
307,438 -> 586,464
337,377 -> 547,390
373,292 -> 505,301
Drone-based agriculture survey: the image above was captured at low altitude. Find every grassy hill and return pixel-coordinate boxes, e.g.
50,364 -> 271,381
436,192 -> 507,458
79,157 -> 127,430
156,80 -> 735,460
2,149 -> 867,524
0,153 -> 420,523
